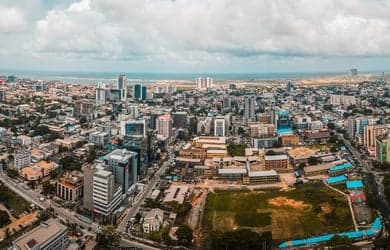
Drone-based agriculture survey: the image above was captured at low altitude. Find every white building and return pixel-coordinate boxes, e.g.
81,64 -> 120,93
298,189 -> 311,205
157,114 -> 172,138
92,169 -> 122,217
196,77 -> 213,90
95,82 -> 107,105
214,117 -> 226,137
14,148 -> 31,170
89,131 -> 109,147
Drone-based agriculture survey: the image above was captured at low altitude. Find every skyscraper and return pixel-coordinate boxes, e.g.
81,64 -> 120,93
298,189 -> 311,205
244,96 -> 256,121
134,84 -> 147,100
117,74 -> 127,101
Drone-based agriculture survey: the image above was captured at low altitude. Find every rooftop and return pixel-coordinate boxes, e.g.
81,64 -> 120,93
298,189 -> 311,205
13,219 -> 67,250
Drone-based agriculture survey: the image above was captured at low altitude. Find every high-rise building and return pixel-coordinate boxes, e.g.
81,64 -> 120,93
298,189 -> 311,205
364,124 -> 390,148
103,149 -> 138,194
286,80 -> 293,92
92,169 -> 122,217
350,68 -> 358,76
149,112 -> 162,130
197,117 -> 213,135
95,82 -> 107,105
214,117 -> 226,136
376,136 -> 390,163
14,148 -> 31,169
134,84 -> 147,100
244,96 -> 256,121
120,119 -> 146,137
156,114 -> 172,138
348,117 -> 378,144
172,112 -> 188,128
117,74 -> 127,101
196,77 -> 213,90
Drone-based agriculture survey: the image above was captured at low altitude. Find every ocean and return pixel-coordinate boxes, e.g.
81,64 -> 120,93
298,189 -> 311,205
0,69 -> 381,85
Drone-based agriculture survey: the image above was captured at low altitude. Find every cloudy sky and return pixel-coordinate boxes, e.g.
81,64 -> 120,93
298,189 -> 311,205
0,0 -> 390,73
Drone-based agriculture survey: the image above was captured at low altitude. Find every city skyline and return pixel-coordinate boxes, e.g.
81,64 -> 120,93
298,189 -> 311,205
1,0 -> 390,73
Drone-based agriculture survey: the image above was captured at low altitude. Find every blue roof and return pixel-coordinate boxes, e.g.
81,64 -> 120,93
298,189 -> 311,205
279,109 -> 289,116
326,175 -> 347,184
279,217 -> 382,248
346,180 -> 364,189
277,127 -> 293,135
329,162 -> 353,172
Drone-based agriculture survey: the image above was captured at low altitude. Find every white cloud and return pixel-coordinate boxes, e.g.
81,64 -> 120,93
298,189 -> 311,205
2,0 -> 390,71
0,6 -> 25,33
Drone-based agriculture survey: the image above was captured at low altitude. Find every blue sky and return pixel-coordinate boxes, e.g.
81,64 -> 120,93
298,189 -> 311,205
1,0 -> 390,73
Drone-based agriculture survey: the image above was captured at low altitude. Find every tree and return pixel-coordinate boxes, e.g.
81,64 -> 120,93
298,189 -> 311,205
329,235 -> 352,248
42,181 -> 55,196
87,149 -> 97,163
0,210 -> 11,227
95,226 -> 121,247
176,224 -> 193,246
327,122 -> 336,130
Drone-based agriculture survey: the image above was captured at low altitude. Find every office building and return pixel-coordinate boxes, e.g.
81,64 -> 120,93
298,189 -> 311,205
350,68 -> 358,76
376,136 -> 390,163
120,119 -> 146,137
103,149 -> 138,194
149,112 -> 162,130
95,82 -> 107,105
172,112 -> 188,128
197,117 -> 213,135
12,218 -> 68,250
14,148 -> 31,170
92,169 -> 122,217
156,114 -> 172,138
223,96 -> 231,110
56,171 -> 84,204
117,75 -> 127,101
244,96 -> 256,121
134,84 -> 147,100
214,117 -> 226,137
127,105 -> 139,119
196,77 -> 213,90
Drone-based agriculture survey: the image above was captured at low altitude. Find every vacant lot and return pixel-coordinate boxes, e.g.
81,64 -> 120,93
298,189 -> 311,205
203,182 -> 354,240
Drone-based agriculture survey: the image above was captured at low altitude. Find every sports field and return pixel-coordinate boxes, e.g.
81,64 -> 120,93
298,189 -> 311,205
202,182 -> 354,240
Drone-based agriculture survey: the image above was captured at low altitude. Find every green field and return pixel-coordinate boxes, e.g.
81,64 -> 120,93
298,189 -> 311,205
203,182 -> 354,240
0,183 -> 30,215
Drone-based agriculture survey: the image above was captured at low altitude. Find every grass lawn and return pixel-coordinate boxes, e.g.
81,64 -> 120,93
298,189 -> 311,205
0,183 -> 30,215
203,182 -> 354,240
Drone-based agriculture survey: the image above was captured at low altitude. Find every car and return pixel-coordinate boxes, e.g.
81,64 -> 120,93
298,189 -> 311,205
39,196 -> 45,201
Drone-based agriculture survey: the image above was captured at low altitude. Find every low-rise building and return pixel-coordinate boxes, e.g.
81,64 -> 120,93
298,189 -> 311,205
56,171 -> 84,204
143,208 -> 164,234
264,154 -> 290,171
12,218 -> 68,250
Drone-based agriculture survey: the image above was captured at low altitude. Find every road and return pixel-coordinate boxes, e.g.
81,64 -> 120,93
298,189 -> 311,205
336,133 -> 390,220
117,151 -> 174,233
0,171 -> 159,249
